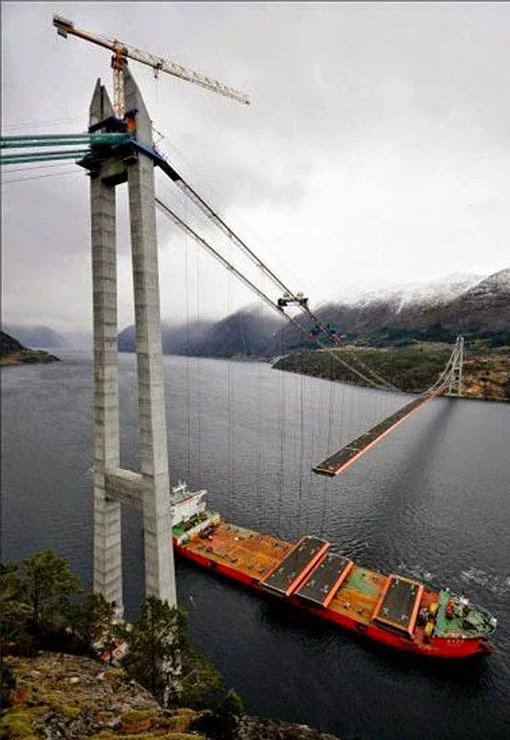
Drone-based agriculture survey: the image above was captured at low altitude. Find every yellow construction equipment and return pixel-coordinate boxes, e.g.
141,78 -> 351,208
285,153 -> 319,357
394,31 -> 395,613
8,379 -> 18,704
53,15 -> 250,117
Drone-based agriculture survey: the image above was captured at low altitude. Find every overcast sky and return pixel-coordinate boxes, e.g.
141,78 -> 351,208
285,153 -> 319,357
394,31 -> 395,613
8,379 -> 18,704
2,1 -> 509,333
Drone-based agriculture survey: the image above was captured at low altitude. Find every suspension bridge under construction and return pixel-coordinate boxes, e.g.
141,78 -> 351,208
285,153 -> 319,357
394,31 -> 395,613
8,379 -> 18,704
1,15 -> 496,659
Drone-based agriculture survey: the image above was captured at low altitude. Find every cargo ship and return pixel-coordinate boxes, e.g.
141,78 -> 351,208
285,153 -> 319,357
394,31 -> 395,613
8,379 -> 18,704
170,481 -> 497,659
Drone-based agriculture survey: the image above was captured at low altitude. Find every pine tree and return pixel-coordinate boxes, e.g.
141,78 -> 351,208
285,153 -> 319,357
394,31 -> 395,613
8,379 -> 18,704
0,562 -> 26,642
122,595 -> 221,708
20,549 -> 82,634
65,592 -> 119,655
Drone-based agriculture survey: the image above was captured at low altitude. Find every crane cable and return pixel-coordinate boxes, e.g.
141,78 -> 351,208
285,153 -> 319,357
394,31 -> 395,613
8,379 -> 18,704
155,197 -> 390,391
195,232 -> 203,474
227,254 -> 234,510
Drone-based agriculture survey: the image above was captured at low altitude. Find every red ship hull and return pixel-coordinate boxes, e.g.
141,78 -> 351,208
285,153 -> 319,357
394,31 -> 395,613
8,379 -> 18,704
175,542 -> 492,659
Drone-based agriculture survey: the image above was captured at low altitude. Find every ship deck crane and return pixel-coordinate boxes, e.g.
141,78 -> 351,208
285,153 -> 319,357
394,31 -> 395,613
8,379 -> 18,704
52,15 -> 250,117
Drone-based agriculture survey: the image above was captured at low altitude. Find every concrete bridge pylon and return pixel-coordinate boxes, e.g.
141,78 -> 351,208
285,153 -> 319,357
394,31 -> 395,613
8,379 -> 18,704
90,67 -> 176,614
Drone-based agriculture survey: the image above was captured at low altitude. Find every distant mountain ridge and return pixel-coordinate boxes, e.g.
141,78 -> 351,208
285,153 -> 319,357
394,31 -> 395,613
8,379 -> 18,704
184,310 -> 281,358
117,269 -> 509,358
118,320 -> 215,355
270,268 -> 510,353
2,324 -> 67,349
17,269 -> 504,361
118,309 -> 282,358
327,272 -> 485,311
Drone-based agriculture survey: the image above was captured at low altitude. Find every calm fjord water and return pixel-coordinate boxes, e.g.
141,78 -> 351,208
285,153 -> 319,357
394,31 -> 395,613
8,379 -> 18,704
2,350 -> 510,740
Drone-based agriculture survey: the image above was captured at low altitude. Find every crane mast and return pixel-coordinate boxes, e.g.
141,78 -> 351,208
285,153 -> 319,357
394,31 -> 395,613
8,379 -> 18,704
53,15 -> 251,117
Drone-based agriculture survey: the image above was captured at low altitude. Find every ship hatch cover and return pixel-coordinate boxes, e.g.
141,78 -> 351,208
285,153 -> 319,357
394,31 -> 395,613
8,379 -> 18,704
260,536 -> 329,597
372,575 -> 424,637
295,552 -> 354,607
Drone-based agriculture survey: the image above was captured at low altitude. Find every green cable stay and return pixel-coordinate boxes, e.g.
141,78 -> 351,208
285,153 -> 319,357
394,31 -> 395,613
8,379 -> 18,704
0,133 -> 131,166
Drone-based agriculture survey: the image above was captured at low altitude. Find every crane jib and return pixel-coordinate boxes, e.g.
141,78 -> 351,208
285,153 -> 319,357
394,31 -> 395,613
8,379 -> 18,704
53,14 -> 251,114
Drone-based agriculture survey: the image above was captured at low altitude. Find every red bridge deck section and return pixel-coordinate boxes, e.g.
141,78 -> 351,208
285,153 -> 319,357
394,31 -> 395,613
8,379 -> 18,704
312,387 -> 445,477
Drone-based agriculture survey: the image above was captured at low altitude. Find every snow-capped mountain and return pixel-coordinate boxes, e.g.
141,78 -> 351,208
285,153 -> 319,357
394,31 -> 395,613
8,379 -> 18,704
271,268 -> 510,353
325,272 -> 486,312
424,268 -> 510,333
119,269 -> 509,359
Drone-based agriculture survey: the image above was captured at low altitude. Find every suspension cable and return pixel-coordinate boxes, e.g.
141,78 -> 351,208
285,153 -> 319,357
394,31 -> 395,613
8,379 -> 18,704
151,144 -> 397,391
155,196 -> 390,390
184,194 -> 191,480
277,311 -> 286,534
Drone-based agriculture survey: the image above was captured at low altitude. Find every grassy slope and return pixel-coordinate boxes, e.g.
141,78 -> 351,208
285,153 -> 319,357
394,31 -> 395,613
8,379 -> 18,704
274,344 -> 510,402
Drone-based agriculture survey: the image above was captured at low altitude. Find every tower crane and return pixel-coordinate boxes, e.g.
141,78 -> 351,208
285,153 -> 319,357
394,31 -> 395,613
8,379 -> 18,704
52,15 -> 251,117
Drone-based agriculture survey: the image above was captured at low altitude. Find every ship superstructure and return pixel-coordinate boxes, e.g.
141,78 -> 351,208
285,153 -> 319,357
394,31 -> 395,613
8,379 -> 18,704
171,483 -> 497,659
170,481 -> 220,545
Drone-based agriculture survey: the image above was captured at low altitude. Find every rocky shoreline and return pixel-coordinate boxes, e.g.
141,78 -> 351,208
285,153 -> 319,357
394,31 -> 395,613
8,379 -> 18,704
2,653 -> 341,740
0,330 -> 60,367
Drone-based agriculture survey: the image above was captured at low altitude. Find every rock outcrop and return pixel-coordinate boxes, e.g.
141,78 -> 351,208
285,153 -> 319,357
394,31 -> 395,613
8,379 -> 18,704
1,653 -> 341,740
0,331 -> 60,366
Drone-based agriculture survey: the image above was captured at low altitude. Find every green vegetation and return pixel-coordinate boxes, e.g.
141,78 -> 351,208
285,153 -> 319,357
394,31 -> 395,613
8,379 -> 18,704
1,549 -> 242,738
65,592 -> 119,660
275,346 -> 453,393
366,324 -> 461,346
19,549 -> 81,633
122,595 -> 222,709
218,689 -> 245,717
0,662 -> 16,709
1,551 -> 82,652
274,344 -> 510,401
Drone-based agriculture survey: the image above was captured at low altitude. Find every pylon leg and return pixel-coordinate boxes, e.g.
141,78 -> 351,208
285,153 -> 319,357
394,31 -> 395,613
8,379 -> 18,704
125,66 -> 176,605
90,145 -> 123,612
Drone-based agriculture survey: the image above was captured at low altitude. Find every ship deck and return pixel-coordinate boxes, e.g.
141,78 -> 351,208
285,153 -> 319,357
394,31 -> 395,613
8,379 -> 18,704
372,575 -> 423,637
296,552 -> 353,607
182,522 -> 390,626
178,520 -> 492,656
329,562 -> 387,624
185,521 -> 292,579
261,536 -> 329,596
